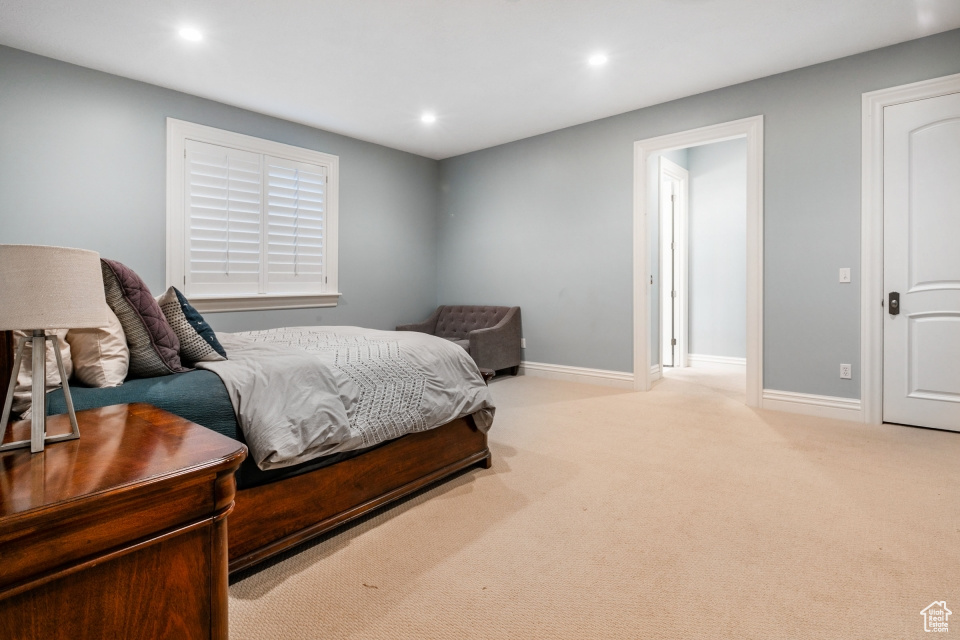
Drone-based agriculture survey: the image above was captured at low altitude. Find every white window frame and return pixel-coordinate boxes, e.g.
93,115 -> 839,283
166,118 -> 340,313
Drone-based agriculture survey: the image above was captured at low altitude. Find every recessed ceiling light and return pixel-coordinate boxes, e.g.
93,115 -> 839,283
588,53 -> 608,67
179,27 -> 203,42
421,113 -> 437,124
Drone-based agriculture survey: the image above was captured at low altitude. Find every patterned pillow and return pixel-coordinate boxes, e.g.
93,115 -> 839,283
157,287 -> 227,364
100,259 -> 188,379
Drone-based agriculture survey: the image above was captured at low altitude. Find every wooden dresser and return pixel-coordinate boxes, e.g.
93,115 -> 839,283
0,403 -> 246,640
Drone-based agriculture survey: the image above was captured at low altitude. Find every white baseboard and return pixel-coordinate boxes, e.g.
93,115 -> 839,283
516,363 -> 862,421
519,361 -> 634,389
650,363 -> 662,381
761,389 -> 862,422
687,353 -> 747,367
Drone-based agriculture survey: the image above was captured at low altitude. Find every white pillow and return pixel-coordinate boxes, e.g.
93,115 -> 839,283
66,306 -> 129,387
12,329 -> 72,418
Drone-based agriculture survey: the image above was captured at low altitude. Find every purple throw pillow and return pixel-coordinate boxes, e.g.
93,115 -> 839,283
100,259 -> 188,378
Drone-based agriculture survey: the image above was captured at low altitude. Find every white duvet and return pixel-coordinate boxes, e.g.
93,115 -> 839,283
197,326 -> 495,470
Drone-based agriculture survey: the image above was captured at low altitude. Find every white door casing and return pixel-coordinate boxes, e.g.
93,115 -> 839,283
882,91 -> 960,431
862,72 -> 960,426
660,157 -> 689,368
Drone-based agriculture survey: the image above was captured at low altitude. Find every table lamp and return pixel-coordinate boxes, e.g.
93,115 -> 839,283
0,245 -> 109,453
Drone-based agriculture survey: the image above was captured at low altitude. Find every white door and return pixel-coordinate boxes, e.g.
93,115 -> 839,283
883,91 -> 960,431
659,158 -> 688,368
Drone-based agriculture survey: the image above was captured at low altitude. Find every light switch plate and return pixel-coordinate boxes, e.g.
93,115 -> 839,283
839,268 -> 851,283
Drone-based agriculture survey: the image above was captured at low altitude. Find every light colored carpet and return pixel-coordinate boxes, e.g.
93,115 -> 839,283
229,367 -> 959,639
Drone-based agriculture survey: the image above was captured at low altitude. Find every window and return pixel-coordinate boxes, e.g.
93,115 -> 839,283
166,118 -> 339,312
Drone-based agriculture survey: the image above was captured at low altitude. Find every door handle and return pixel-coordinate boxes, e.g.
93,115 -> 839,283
888,291 -> 900,316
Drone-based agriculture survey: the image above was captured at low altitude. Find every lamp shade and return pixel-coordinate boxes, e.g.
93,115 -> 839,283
0,245 -> 109,331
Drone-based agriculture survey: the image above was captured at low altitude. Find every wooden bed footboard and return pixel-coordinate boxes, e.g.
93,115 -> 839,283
228,416 -> 491,574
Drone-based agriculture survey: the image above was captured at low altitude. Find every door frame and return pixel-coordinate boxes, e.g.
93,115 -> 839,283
658,157 -> 689,372
860,72 -> 960,424
632,115 -> 764,406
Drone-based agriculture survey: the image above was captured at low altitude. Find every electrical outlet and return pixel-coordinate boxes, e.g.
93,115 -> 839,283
839,268 -> 851,283
840,364 -> 852,379
520,338 -> 526,349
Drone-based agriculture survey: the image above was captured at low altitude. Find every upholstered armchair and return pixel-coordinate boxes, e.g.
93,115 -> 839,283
397,305 -> 522,375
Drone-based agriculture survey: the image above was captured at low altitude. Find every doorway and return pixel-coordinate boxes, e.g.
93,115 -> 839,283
862,73 -> 960,431
632,116 -> 764,406
655,140 -> 748,394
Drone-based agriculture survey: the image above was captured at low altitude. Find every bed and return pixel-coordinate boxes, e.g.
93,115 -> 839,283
0,326 -> 494,574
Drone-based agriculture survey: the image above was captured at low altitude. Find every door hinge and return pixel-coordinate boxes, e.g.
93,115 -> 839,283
183,275 -> 186,286
671,290 -> 677,298
671,242 -> 675,251
671,338 -> 677,346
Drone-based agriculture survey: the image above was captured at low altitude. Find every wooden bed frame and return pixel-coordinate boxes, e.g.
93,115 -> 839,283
0,330 -> 492,575
229,415 -> 490,573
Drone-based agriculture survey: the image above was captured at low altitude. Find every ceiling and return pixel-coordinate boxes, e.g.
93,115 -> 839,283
1,1 -> 958,159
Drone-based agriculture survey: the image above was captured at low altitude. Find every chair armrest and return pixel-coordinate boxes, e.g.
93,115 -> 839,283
468,307 -> 522,371
396,306 -> 442,334
469,307 -> 519,336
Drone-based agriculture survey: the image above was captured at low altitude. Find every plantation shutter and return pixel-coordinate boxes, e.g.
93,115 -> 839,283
264,156 -> 327,294
184,140 -> 262,296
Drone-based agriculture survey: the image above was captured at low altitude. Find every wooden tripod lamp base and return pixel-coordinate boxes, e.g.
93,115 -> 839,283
0,331 -> 80,453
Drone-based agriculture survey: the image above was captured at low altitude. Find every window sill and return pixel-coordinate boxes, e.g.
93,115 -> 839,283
188,293 -> 342,313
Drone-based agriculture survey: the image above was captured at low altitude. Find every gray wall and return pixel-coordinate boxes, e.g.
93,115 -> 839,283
3,30 -> 959,399
687,138 -> 747,359
0,45 -> 441,334
437,28 -> 960,398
